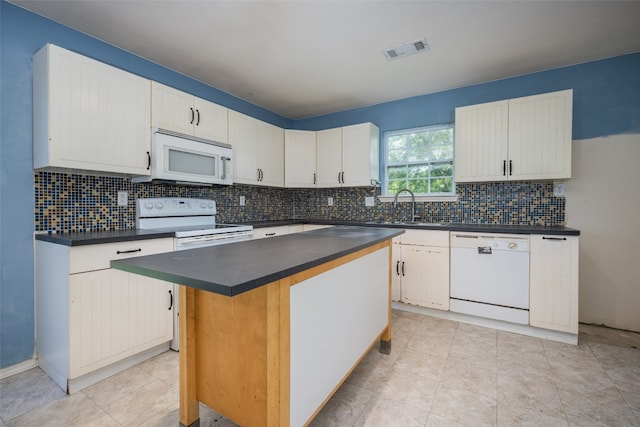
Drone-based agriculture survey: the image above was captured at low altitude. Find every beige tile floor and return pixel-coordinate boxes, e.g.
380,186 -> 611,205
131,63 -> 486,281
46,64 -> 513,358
1,310 -> 639,426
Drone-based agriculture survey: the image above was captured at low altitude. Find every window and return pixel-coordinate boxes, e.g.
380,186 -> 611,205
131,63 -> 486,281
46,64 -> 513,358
384,124 -> 454,196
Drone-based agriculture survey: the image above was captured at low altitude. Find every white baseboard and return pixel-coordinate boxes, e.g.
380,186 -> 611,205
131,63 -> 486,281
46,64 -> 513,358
0,356 -> 38,380
392,302 -> 578,345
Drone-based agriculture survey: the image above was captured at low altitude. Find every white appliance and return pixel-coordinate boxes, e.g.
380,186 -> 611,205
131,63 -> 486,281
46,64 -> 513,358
136,197 -> 253,349
132,128 -> 233,186
450,233 -> 530,324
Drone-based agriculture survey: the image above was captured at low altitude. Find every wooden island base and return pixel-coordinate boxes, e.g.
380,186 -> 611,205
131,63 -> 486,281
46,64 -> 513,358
178,241 -> 392,427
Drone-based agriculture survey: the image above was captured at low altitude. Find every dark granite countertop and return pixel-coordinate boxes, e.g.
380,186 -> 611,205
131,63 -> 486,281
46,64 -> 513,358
35,229 -> 175,246
111,226 -> 403,296
249,219 -> 580,236
36,218 -> 579,247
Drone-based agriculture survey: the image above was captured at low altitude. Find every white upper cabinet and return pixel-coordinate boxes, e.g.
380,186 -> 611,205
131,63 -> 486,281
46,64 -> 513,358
454,100 -> 509,182
229,110 -> 284,187
341,123 -> 380,187
33,44 -> 151,175
508,90 -> 573,180
285,130 -> 317,187
316,123 -> 379,188
316,127 -> 343,187
455,89 -> 573,182
151,81 -> 228,143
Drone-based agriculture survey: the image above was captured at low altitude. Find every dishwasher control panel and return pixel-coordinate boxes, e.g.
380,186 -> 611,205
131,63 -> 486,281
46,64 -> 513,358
450,233 -> 529,252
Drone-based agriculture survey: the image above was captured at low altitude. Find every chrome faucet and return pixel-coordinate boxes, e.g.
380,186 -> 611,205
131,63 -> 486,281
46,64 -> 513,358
393,188 -> 416,223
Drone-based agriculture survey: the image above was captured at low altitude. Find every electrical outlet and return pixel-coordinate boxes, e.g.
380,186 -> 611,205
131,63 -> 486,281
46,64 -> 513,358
365,196 -> 375,207
553,183 -> 565,197
328,197 -> 334,206
239,196 -> 246,206
117,191 -> 128,207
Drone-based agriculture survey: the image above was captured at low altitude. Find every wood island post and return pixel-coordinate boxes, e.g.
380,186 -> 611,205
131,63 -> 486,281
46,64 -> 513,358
179,285 -> 199,427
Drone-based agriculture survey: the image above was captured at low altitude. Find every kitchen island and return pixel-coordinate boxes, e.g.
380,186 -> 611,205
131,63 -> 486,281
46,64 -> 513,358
111,226 -> 403,427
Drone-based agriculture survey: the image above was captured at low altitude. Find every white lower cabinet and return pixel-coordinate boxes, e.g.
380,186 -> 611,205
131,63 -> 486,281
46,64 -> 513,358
35,238 -> 174,393
529,235 -> 579,334
392,230 -> 450,310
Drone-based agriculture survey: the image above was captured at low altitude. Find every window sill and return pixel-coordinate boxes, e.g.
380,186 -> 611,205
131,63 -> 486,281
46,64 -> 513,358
378,194 -> 459,203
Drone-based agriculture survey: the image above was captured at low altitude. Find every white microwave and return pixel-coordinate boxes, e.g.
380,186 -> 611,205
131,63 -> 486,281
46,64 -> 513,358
132,128 -> 233,186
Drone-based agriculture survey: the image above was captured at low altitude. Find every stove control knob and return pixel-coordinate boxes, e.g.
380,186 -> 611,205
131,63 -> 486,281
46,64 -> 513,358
155,202 -> 164,210
144,202 -> 154,210
200,202 -> 207,208
207,202 -> 214,209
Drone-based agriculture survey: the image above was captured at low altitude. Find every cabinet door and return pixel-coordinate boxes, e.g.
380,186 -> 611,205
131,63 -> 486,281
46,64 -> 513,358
391,239 -> 402,302
151,81 -> 195,136
229,110 -> 260,184
401,245 -> 449,310
341,123 -> 379,187
529,235 -> 579,334
193,96 -> 228,143
285,130 -> 317,187
454,100 -> 509,182
258,121 -> 285,187
316,128 -> 343,187
508,90 -> 573,180
33,44 -> 151,175
69,269 -> 173,377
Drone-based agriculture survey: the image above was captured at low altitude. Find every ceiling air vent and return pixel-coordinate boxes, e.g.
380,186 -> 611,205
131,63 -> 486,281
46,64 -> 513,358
383,38 -> 430,61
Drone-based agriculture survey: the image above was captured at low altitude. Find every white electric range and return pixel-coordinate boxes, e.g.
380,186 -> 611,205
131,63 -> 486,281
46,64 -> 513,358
136,197 -> 253,349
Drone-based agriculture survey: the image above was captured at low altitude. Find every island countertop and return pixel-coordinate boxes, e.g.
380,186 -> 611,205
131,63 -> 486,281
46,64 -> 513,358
110,226 -> 404,296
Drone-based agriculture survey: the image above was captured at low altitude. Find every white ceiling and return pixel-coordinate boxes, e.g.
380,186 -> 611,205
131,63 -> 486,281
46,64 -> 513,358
11,0 -> 640,119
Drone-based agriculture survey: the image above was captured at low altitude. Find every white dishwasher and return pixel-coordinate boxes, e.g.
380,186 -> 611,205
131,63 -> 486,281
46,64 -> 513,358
450,233 -> 530,324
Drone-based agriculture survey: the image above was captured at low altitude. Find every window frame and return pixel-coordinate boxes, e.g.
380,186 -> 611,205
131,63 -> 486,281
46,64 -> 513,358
382,124 -> 456,197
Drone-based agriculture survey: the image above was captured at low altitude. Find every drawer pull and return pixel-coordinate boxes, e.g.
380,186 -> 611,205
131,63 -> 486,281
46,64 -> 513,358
265,232 -> 276,237
116,248 -> 142,255
542,237 -> 567,241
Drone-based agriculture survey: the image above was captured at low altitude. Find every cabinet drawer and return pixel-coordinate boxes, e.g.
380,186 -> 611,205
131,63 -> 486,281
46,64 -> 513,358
401,229 -> 449,247
253,226 -> 293,239
70,238 -> 173,274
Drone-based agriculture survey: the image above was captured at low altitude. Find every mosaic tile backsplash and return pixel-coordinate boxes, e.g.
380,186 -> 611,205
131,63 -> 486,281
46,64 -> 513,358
35,171 -> 565,232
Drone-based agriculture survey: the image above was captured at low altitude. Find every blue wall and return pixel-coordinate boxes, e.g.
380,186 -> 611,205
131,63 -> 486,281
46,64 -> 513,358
295,54 -> 640,139
1,0 -> 639,368
0,1 -> 291,369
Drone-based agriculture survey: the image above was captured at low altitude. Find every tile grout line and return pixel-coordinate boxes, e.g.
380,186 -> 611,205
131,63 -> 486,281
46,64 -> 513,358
541,340 -> 573,427
424,320 -> 458,424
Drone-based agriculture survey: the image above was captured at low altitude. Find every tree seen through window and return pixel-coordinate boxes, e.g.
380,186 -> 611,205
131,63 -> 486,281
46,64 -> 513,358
384,125 -> 454,195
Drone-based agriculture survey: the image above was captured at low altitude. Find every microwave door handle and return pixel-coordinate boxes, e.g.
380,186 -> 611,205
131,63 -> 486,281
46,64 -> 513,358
221,157 -> 230,180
